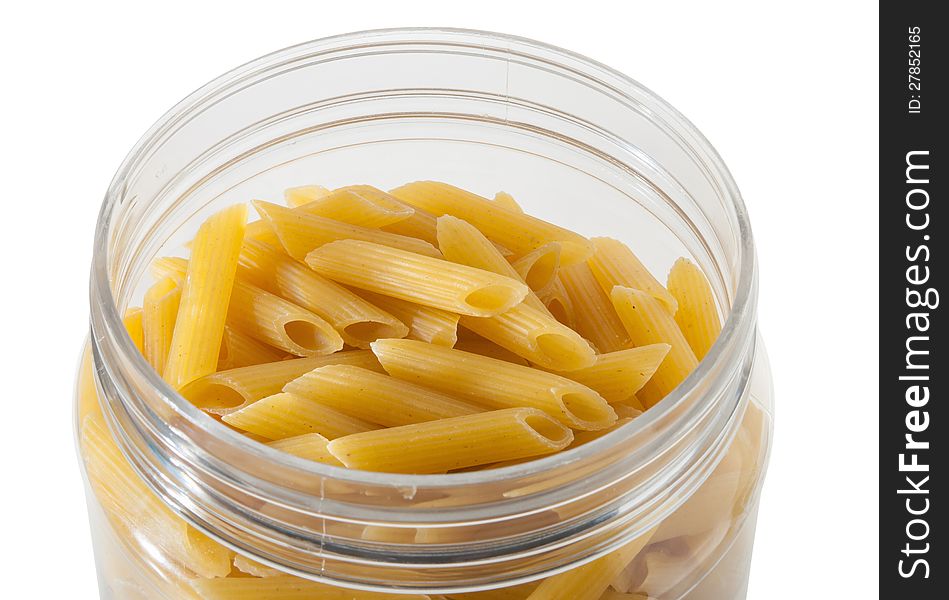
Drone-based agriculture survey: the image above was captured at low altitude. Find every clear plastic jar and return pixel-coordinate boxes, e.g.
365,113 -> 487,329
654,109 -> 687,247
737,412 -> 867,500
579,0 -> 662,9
76,28 -> 773,599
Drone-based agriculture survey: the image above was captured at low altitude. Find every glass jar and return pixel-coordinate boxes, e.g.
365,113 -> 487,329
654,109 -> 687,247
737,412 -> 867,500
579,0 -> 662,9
76,28 -> 773,599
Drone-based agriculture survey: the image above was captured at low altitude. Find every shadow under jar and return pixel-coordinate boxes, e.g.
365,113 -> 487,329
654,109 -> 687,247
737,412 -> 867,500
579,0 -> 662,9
76,28 -> 773,600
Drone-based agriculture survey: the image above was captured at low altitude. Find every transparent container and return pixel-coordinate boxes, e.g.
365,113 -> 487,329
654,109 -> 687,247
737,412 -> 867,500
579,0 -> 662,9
76,28 -> 773,599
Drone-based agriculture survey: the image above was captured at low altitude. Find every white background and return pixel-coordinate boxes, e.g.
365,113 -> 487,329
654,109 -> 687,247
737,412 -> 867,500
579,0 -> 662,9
0,1 -> 878,597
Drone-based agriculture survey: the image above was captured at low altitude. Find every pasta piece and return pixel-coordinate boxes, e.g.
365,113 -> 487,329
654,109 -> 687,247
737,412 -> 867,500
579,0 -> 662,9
142,277 -> 181,376
446,582 -> 539,599
536,276 -> 575,328
217,325 -> 285,371
306,240 -> 528,317
524,528 -> 657,600
284,365 -> 481,427
460,302 -> 596,371
165,204 -> 247,389
355,289 -> 459,347
453,335 -> 531,365
390,181 -> 593,265
191,576 -> 430,599
123,307 -> 144,353
222,392 -> 377,440
588,238 -> 677,314
379,202 -> 440,244
232,554 -> 283,578
559,262 -> 631,353
254,200 -> 439,261
80,415 -> 232,578
239,239 -> 407,348
569,417 -> 636,448
244,219 -> 281,247
510,242 -> 561,291
283,184 -> 331,208
666,257 -> 722,359
294,185 -> 414,227
371,339 -> 615,430
227,279 -> 344,357
492,191 -> 524,213
267,433 -> 342,466
327,408 -> 572,473
611,287 -> 698,408
180,351 -> 381,414
599,592 -> 651,600
436,214 -> 549,313
552,345 -> 671,404
150,256 -> 188,282
614,400 -> 645,418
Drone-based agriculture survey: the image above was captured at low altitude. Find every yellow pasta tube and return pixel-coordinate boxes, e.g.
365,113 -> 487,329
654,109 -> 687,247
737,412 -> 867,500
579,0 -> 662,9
380,202 -> 440,244
588,237 -> 678,314
306,240 -> 529,317
559,262 -> 631,354
611,287 -> 698,407
80,415 -> 232,578
446,582 -> 540,600
453,335 -> 531,365
552,344 -> 671,404
191,575 -> 431,599
666,257 -> 722,359
524,528 -> 657,600
390,181 -> 593,265
283,184 -> 331,207
371,339 -> 615,430
267,433 -> 343,466
284,365 -> 481,427
217,325 -> 285,370
123,307 -> 145,353
165,204 -> 247,389
355,289 -> 459,347
244,218 -> 281,247
536,276 -> 576,328
142,277 -> 181,376
492,191 -> 524,213
510,242 -> 561,291
294,185 -> 415,227
460,302 -> 596,371
232,554 -> 283,578
227,279 -> 344,357
180,351 -> 382,414
436,215 -> 549,314
239,239 -> 408,348
254,200 -> 440,261
222,392 -> 377,440
569,417 -> 636,448
327,408 -> 573,473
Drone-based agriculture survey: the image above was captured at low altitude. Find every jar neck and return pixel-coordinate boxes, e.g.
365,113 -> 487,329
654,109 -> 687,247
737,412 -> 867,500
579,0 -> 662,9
87,28 -> 759,592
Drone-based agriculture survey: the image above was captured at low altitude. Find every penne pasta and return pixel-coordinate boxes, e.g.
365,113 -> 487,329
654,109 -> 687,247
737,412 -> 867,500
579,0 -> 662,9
123,307 -> 145,353
552,344 -> 671,404
666,257 -> 722,359
611,287 -> 698,407
379,201 -> 440,244
460,302 -> 596,371
142,276 -> 181,377
254,200 -> 440,261
492,191 -> 524,213
244,219 -> 281,247
510,242 -> 561,291
559,262 -> 631,354
446,583 -> 539,600
327,408 -> 573,473
239,239 -> 408,348
165,204 -> 247,389
217,325 -> 285,371
294,185 -> 415,228
536,276 -> 576,329
232,554 -> 283,578
283,184 -> 331,208
267,433 -> 343,466
222,392 -> 377,440
284,365 -> 481,427
390,181 -> 594,265
190,575 -> 430,599
371,339 -> 615,430
354,289 -> 459,347
180,351 -> 382,414
227,279 -> 344,357
306,240 -> 529,317
453,335 -> 531,366
588,237 -> 678,314
569,417 -> 636,448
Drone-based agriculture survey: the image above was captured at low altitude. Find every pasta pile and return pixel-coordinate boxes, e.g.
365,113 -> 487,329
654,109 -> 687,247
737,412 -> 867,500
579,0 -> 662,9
141,181 -> 721,474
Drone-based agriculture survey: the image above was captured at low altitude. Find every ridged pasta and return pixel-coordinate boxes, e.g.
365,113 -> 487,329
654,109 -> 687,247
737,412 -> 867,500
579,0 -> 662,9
293,185 -> 415,228
164,204 -> 247,389
536,276 -> 576,329
354,289 -> 459,347
390,181 -> 594,265
190,576 -> 430,599
611,286 -> 698,407
558,262 -> 631,354
267,433 -> 342,466
217,326 -> 285,370
254,200 -> 439,260
453,335 -> 531,366
239,239 -> 407,348
568,417 -> 637,448
327,408 -> 573,473
492,191 -> 524,213
371,339 -> 615,430
222,392 -> 377,440
283,184 -> 331,208
142,277 -> 181,377
666,257 -> 722,359
123,307 -> 145,353
285,365 -> 481,427
588,237 -> 678,314
510,242 -> 561,291
244,219 -> 281,247
552,344 -> 671,404
306,240 -> 529,317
